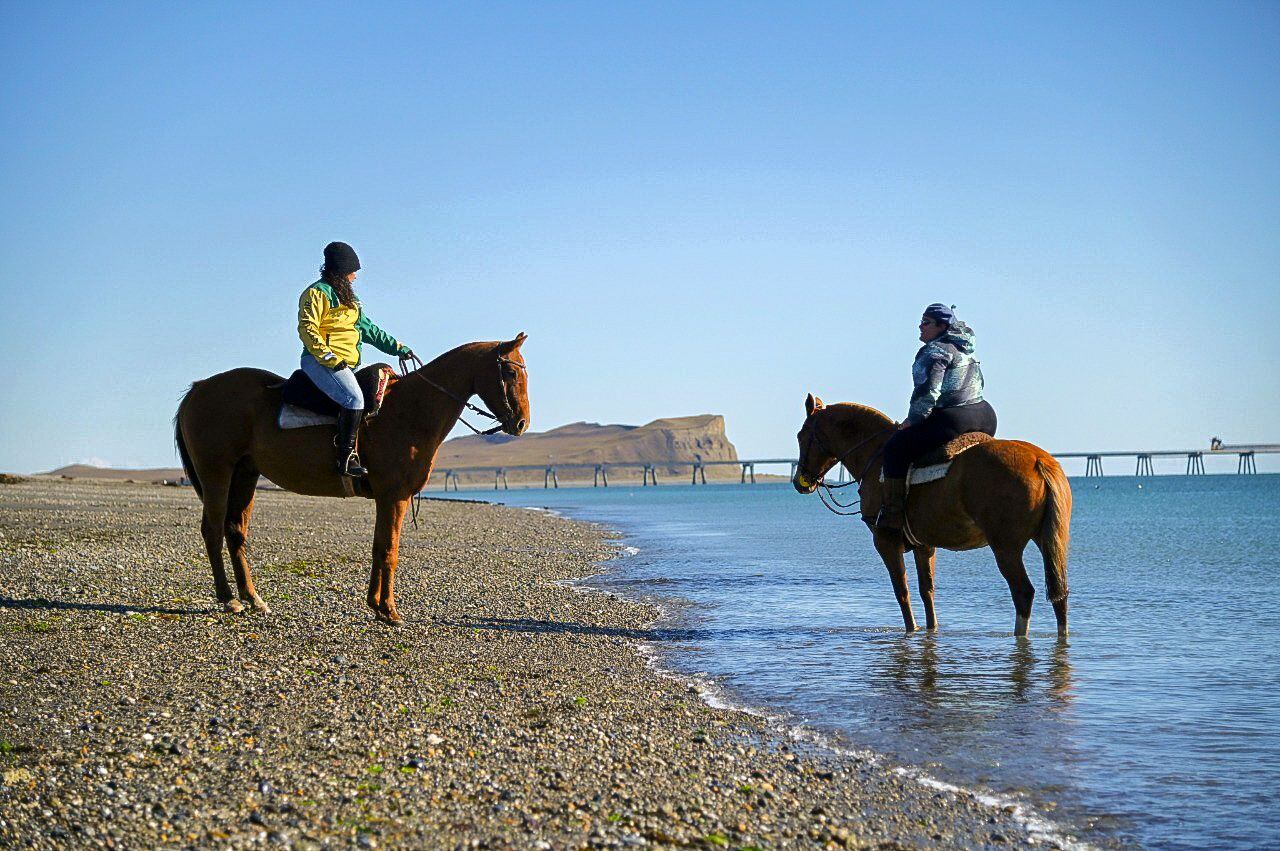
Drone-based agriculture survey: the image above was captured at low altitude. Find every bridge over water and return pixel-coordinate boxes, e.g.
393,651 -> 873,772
429,444 -> 1278,490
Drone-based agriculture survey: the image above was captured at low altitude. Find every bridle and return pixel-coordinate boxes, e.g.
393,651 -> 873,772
397,352 -> 526,437
797,419 -> 895,518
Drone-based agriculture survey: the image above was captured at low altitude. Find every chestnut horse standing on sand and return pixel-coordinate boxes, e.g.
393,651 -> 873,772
174,335 -> 530,625
792,394 -> 1070,637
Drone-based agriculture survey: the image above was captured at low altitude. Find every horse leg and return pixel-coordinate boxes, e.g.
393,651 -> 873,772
198,471 -> 240,613
371,497 -> 409,626
873,532 -> 917,632
1032,539 -> 1070,637
911,546 -> 939,631
993,543 -> 1035,637
225,460 -> 269,614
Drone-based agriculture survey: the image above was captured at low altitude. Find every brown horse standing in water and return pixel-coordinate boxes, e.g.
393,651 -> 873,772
174,335 -> 530,625
792,394 -> 1070,637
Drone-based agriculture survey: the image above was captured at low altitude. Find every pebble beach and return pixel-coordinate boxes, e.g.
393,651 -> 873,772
1,477 -> 1035,850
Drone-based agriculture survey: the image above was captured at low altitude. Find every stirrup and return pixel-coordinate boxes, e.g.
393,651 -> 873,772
340,450 -> 368,478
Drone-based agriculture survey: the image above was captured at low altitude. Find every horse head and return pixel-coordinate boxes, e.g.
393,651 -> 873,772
794,393 -> 833,493
793,394 -> 894,493
475,332 -> 530,436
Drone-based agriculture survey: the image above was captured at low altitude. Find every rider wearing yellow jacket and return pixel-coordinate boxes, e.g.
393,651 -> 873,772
297,279 -> 408,369
298,242 -> 413,478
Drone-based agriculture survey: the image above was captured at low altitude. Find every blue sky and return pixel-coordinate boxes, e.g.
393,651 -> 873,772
2,1 -> 1277,474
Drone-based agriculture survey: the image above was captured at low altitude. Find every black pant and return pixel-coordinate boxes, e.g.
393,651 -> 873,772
882,400 -> 997,478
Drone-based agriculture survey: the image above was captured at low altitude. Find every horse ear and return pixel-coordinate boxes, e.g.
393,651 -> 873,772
498,332 -> 528,354
806,393 -> 823,416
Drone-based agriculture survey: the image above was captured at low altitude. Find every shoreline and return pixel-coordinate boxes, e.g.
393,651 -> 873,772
2,478 -> 1040,849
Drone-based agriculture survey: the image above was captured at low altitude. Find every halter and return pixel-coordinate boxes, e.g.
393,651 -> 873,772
398,352 -> 526,437
797,419 -> 895,518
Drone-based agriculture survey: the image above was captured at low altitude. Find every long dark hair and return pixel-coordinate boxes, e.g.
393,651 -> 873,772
319,266 -> 358,308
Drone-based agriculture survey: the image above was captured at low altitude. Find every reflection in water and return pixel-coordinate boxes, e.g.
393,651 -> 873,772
881,634 -> 1075,710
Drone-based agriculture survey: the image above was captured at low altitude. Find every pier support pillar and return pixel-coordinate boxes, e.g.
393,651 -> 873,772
442,470 -> 459,491
1238,451 -> 1257,474
544,466 -> 559,488
642,464 -> 658,486
740,462 -> 756,484
1085,455 -> 1104,476
1186,453 -> 1205,475
790,462 -> 797,481
1135,454 -> 1154,476
494,468 -> 508,490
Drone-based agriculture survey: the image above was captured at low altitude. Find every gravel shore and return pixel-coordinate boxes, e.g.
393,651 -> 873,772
1,477 -> 1038,850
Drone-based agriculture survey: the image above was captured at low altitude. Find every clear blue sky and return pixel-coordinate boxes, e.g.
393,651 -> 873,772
2,1 -> 1278,474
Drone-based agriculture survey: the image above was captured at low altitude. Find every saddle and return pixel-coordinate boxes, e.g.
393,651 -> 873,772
883,431 -> 994,486
277,363 -> 395,430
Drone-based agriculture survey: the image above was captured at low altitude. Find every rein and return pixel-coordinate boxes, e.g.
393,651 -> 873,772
802,425 -> 896,519
397,353 -> 525,437
398,350 -> 526,530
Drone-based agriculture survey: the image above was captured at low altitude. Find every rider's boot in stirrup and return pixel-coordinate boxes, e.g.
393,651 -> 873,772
335,409 -> 368,478
875,477 -> 907,531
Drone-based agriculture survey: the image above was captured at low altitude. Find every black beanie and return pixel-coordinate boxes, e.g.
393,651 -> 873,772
323,241 -> 361,275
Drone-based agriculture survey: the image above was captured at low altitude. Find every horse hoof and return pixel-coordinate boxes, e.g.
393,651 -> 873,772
223,599 -> 245,614
375,611 -> 403,627
249,597 -> 271,614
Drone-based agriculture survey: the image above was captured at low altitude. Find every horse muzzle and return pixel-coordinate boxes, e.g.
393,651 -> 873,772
793,470 -> 817,494
505,417 -> 528,436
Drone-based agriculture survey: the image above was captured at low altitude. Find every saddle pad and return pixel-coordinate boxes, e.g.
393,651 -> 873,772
907,462 -> 951,485
278,403 -> 336,430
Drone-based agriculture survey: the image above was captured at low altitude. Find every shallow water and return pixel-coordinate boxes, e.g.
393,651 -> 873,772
491,475 -> 1280,849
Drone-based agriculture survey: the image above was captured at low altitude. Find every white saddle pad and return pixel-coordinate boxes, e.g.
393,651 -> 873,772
278,404 -> 336,430
881,461 -> 952,486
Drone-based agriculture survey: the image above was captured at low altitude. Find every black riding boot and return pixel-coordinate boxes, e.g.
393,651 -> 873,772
335,409 -> 368,478
875,477 -> 907,530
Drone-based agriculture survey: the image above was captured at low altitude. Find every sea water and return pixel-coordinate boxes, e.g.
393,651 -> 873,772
487,475 -> 1280,849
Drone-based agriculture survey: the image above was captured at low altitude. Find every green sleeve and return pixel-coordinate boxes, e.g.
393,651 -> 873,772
356,311 -> 409,357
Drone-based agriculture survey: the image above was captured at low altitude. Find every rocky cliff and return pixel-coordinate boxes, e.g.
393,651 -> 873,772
434,414 -> 739,474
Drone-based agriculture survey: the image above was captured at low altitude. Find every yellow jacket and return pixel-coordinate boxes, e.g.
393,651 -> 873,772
297,280 -> 407,368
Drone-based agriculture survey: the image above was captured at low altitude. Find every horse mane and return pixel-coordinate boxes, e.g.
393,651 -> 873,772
418,340 -> 502,373
824,401 -> 896,431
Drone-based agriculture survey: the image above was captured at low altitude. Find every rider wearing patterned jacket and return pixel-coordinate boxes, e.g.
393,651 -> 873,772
876,304 -> 997,531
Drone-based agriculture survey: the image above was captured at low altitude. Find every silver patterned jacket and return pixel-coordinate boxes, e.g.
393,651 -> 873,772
906,320 -> 985,424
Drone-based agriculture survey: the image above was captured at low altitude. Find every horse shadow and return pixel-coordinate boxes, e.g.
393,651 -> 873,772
451,615 -> 706,642
0,596 -> 206,616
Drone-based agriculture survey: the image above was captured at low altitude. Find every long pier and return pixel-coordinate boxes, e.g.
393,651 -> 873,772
429,444 -> 1278,490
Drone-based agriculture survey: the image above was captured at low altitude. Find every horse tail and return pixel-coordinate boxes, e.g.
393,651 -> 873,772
174,387 -> 204,500
1035,457 -> 1071,602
